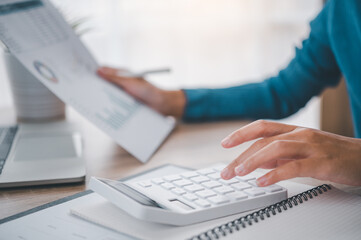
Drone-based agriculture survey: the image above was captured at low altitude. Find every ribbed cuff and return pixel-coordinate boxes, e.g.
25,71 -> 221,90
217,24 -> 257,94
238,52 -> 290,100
182,88 -> 211,122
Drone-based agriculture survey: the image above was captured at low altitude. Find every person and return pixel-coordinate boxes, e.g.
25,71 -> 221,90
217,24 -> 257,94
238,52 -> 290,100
97,0 -> 361,187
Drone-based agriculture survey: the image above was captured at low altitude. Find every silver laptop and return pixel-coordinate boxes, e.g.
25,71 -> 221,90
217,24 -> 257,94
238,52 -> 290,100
0,121 -> 86,188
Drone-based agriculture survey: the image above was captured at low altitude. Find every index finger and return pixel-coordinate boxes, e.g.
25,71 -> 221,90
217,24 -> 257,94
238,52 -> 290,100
221,120 -> 297,148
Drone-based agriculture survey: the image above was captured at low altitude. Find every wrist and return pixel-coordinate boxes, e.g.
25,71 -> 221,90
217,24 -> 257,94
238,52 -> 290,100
159,90 -> 186,118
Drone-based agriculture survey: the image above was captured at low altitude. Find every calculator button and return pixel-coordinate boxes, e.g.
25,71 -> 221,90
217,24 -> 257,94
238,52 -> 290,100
197,168 -> 216,175
194,199 -> 211,208
247,180 -> 259,187
262,185 -> 283,193
208,195 -> 230,205
161,182 -> 175,190
236,173 -> 258,182
137,181 -> 152,188
173,179 -> 193,187
226,192 -> 248,200
213,165 -> 225,172
231,182 -> 252,191
244,188 -> 266,196
214,186 -> 235,195
202,181 -> 222,189
181,171 -> 199,178
183,193 -> 198,201
208,173 -> 221,180
184,184 -> 204,193
151,178 -> 165,185
191,176 -> 210,184
219,178 -> 239,185
171,188 -> 187,195
196,190 -> 217,199
163,175 -> 182,182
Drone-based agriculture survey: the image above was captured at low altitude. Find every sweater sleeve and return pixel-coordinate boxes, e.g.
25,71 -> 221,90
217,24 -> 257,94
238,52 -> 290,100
183,1 -> 341,122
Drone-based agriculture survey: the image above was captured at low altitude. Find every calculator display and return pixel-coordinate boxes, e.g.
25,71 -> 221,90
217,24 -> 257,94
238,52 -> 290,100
99,179 -> 164,209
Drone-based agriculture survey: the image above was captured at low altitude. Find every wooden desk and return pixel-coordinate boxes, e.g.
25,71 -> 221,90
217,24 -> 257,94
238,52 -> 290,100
0,107 -> 252,219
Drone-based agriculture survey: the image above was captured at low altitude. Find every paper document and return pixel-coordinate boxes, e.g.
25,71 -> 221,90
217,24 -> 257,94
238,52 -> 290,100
0,0 -> 175,162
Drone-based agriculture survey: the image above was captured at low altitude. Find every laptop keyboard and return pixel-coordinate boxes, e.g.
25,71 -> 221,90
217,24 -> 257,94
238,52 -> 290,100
0,126 -> 18,175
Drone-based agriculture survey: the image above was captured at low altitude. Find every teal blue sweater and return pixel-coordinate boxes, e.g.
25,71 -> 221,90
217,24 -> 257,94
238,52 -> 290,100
183,0 -> 361,137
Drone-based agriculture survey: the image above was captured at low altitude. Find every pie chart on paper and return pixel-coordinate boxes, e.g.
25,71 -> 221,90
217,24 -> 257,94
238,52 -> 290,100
33,60 -> 58,84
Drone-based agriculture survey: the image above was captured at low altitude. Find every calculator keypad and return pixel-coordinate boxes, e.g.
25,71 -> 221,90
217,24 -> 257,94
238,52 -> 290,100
132,165 -> 285,211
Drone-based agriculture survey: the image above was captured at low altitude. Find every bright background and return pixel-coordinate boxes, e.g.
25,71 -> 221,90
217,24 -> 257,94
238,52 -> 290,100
0,0 -> 323,128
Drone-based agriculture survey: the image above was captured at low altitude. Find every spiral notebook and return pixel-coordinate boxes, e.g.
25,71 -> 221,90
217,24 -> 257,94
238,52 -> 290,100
72,183 -> 361,240
190,184 -> 361,240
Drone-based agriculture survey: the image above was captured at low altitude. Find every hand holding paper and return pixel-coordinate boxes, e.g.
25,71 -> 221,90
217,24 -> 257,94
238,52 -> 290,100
98,67 -> 186,118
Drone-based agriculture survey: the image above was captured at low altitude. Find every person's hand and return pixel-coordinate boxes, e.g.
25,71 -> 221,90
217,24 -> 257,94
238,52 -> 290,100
97,66 -> 186,118
220,120 -> 361,187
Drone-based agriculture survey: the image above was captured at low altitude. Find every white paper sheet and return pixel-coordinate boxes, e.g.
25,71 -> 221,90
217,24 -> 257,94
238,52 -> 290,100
0,0 -> 175,162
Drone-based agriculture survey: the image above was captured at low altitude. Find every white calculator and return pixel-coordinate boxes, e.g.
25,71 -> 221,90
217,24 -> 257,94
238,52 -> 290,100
90,164 -> 287,226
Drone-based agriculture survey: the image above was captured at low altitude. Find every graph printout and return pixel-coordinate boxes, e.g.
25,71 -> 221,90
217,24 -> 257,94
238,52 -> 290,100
0,0 -> 176,162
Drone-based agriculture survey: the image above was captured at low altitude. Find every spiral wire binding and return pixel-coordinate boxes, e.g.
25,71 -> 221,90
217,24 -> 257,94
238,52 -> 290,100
189,184 -> 331,240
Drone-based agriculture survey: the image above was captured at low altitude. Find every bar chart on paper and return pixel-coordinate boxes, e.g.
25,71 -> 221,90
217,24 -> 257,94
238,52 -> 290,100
96,89 -> 140,130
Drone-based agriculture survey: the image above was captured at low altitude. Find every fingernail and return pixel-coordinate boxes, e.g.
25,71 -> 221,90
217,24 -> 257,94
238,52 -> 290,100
256,177 -> 267,187
235,164 -> 245,175
221,168 -> 231,179
221,137 -> 231,146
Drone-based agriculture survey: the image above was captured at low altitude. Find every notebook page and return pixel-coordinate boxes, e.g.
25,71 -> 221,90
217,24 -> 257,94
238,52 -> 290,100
223,187 -> 361,240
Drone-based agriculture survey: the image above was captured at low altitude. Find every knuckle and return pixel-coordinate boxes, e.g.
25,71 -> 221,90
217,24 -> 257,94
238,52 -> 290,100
271,140 -> 286,149
253,138 -> 267,148
255,119 -> 268,128
296,128 -> 316,138
303,128 -> 314,137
